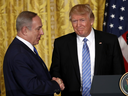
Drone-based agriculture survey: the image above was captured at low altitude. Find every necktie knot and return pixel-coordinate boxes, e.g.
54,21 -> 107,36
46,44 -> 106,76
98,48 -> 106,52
83,38 -> 88,49
83,38 -> 88,43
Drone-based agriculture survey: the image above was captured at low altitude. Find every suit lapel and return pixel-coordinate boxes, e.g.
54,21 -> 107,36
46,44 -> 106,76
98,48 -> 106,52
94,30 -> 103,75
68,33 -> 81,84
14,38 -> 51,78
67,31 -> 104,82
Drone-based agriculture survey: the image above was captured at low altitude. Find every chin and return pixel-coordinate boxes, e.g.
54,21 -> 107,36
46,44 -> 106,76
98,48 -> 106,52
77,33 -> 85,37
34,42 -> 39,45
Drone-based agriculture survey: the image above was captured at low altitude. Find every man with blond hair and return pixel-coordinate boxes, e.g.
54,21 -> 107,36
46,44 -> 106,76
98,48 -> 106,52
50,4 -> 125,96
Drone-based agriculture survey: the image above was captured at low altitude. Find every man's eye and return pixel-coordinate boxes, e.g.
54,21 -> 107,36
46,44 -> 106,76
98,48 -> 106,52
72,20 -> 77,23
81,19 -> 85,21
37,28 -> 41,30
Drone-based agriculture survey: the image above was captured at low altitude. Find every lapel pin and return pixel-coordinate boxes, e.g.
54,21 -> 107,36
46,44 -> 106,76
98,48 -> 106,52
99,42 -> 102,44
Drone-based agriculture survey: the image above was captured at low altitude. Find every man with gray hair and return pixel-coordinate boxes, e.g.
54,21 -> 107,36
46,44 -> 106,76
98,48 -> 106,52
3,11 -> 64,96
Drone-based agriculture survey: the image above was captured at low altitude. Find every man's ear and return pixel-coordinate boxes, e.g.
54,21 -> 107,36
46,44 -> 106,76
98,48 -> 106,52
21,26 -> 28,35
91,18 -> 94,26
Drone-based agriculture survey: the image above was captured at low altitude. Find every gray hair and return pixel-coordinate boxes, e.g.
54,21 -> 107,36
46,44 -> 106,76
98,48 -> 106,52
16,11 -> 37,32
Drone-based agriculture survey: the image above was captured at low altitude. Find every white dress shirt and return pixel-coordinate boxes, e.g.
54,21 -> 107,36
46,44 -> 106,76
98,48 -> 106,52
77,28 -> 95,90
16,36 -> 35,53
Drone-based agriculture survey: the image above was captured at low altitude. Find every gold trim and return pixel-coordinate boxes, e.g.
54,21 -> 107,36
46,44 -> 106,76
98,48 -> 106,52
119,72 -> 128,96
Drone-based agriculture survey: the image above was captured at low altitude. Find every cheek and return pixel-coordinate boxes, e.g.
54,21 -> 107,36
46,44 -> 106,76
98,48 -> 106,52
35,31 -> 39,37
72,23 -> 75,27
82,22 -> 88,26
73,23 -> 77,28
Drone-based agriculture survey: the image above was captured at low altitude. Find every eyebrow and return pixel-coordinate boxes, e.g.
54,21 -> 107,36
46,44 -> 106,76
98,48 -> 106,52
71,18 -> 86,21
36,25 -> 42,29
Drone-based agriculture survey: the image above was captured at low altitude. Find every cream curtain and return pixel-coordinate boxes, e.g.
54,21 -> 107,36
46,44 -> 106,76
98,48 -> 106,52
0,0 -> 105,96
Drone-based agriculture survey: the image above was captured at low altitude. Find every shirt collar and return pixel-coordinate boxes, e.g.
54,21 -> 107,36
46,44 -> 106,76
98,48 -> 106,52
77,28 -> 94,43
16,35 -> 34,52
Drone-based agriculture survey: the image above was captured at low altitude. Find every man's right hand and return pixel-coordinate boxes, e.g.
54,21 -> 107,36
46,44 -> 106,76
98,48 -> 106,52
52,77 -> 65,91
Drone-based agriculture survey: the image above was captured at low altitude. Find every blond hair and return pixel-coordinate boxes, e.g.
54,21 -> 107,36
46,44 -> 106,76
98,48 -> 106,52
69,4 -> 94,20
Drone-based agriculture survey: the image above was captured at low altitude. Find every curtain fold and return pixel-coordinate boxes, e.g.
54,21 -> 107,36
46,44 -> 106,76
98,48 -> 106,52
0,0 -> 105,96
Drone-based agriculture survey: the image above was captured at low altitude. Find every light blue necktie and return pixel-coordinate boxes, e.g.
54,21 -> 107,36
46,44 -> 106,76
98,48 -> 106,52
82,38 -> 91,96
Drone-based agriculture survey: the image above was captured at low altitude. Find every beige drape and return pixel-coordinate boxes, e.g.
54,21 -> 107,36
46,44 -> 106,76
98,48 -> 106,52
0,0 -> 105,96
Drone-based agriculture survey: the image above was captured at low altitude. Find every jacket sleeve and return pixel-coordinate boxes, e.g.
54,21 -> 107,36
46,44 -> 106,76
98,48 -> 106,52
12,53 -> 61,95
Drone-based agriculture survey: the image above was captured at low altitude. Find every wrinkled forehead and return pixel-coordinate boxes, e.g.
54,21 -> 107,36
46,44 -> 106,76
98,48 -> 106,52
70,12 -> 90,21
31,16 -> 42,27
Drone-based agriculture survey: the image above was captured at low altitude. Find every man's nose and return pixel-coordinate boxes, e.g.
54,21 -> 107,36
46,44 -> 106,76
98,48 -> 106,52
77,21 -> 81,27
40,28 -> 44,35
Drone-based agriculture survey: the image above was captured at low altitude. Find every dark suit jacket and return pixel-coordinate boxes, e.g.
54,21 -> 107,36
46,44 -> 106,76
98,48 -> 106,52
3,38 -> 60,96
50,29 -> 125,96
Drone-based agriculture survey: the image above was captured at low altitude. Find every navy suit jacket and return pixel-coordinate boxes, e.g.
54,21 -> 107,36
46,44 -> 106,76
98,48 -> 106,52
50,29 -> 125,96
3,38 -> 60,96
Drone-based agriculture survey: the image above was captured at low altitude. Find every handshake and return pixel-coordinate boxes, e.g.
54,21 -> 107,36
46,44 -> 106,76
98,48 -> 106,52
52,77 -> 65,91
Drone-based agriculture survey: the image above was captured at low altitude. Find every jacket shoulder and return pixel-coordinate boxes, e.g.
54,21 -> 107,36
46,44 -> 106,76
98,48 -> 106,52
94,29 -> 118,40
55,32 -> 76,41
